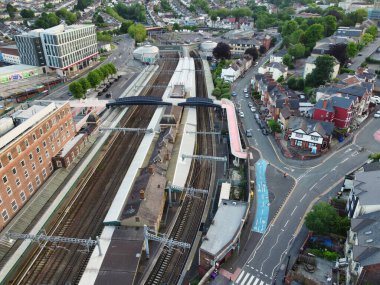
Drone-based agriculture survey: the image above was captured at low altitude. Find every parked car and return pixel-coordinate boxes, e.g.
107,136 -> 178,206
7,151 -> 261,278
251,107 -> 256,112
370,96 -> 380,104
254,114 -> 260,121
232,91 -> 237,97
105,92 -> 112,98
248,102 -> 253,107
239,111 -> 245,118
262,128 -> 269,135
244,87 -> 248,93
374,110 -> 380,118
68,92 -> 72,96
246,129 -> 252,137
258,120 -> 265,129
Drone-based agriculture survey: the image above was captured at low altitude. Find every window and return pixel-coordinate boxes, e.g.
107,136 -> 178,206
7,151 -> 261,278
12,167 -> 16,175
28,182 -> 33,193
16,145 -> 21,153
52,145 -> 55,152
310,136 -> 319,141
24,170 -> 29,178
309,143 -> 316,148
16,178 -> 20,186
0,161 -> 2,168
57,139 -> 61,146
11,200 -> 18,212
20,191 -> 26,202
25,139 -> 29,147
295,133 -> 303,139
7,153 -> 12,161
32,163 -> 36,171
29,153 -> 33,160
6,186 -> 11,195
296,140 -> 302,147
39,156 -> 43,164
32,134 -> 37,141
39,128 -> 43,135
60,126 -> 63,132
2,175 -> 8,184
49,162 -> 53,172
0,196 -> 2,204
45,150 -> 49,158
2,210 -> 9,222
36,147 -> 40,153
42,169 -> 47,178
36,175 -> 41,186
20,160 -> 25,167
43,141 -> 47,148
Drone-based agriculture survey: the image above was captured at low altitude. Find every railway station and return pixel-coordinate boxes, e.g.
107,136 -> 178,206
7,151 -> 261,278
0,48 -> 252,285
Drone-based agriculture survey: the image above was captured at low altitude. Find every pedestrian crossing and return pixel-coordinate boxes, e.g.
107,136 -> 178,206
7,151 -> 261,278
234,270 -> 270,285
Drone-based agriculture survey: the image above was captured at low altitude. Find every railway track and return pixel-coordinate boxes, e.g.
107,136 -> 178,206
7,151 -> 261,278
145,51 -> 215,285
7,53 -> 179,285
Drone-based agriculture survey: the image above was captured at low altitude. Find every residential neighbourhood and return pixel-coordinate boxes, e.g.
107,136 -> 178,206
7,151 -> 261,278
0,0 -> 379,285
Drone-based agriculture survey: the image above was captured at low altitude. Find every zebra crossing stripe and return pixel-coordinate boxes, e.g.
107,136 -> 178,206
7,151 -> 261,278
240,272 -> 250,285
246,276 -> 255,285
235,270 -> 245,284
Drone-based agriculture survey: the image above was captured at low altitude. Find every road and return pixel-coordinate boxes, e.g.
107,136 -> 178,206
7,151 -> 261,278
43,35 -> 143,101
218,42 -> 380,285
350,36 -> 380,70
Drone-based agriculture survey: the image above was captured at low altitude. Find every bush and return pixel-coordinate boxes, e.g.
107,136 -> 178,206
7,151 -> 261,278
308,248 -> 339,261
268,119 -> 282,133
340,67 -> 355,74
253,91 -> 261,100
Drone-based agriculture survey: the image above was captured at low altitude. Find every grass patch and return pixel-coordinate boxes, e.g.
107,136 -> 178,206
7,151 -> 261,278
105,7 -> 127,23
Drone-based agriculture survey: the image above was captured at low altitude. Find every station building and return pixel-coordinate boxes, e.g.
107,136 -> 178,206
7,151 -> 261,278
133,44 -> 159,64
0,102 -> 75,229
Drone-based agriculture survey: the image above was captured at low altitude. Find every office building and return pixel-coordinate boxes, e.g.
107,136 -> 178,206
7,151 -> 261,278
40,24 -> 98,76
0,102 -> 75,229
15,30 -> 46,67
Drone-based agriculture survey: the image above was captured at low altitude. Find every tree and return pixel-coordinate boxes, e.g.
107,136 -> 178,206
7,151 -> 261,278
34,12 -> 60,29
78,78 -> 91,92
94,14 -> 104,25
244,47 -> 258,61
306,55 -> 336,87
76,0 -> 93,11
304,24 -> 324,50
106,63 -> 117,75
114,3 -> 146,22
305,202 -> 350,236
288,43 -> 305,59
69,81 -> 84,99
267,119 -> 281,133
346,42 -> 358,58
87,71 -> 101,88
281,20 -> 298,36
327,43 -> 348,66
369,153 -> 380,162
212,87 -> 221,98
213,42 -> 231,60
283,54 -> 293,67
120,21 -> 133,33
366,25 -> 378,38
288,29 -> 304,46
20,9 -> 35,19
56,8 -> 77,25
287,77 -> 297,90
259,45 -> 267,54
361,33 -> 374,45
128,24 -> 147,43
323,15 -> 337,37
6,3 -> 17,18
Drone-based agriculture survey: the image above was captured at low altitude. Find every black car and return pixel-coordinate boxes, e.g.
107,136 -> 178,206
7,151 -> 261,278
262,129 -> 269,135
258,120 -> 265,129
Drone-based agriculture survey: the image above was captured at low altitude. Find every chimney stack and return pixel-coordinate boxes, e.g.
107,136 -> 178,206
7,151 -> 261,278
322,99 -> 328,109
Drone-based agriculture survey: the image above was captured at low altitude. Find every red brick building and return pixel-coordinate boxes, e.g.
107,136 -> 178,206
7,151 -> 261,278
0,102 -> 75,229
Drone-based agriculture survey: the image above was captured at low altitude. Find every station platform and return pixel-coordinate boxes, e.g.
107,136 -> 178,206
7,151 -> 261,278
221,99 -> 248,159
202,59 -> 216,100
0,66 -> 159,281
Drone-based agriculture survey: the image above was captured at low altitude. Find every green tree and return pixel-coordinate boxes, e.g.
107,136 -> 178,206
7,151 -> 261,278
306,55 -> 336,87
346,42 -> 358,58
106,63 -> 117,75
56,8 -> 77,25
34,12 -> 60,29
281,20 -> 298,36
128,24 -> 146,43
288,29 -> 304,46
96,32 -> 112,42
20,9 -> 35,19
76,0 -> 93,11
283,54 -> 293,67
213,42 -> 231,59
114,3 -> 146,22
369,153 -> 380,162
78,78 -> 91,92
267,119 -> 281,133
366,25 -> 378,38
323,15 -> 337,37
361,33 -> 374,45
120,21 -> 133,34
245,47 -> 259,61
355,8 -> 368,23
304,24 -> 324,50
69,81 -> 84,99
288,43 -> 305,59
305,202 -> 350,236
287,77 -> 297,90
212,87 -> 221,98
87,71 -> 101,88
6,3 -> 17,18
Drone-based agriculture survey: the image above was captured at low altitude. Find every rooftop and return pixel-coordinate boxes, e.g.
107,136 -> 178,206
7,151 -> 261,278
288,116 -> 335,136
43,24 -> 95,35
200,199 -> 247,256
0,64 -> 40,75
353,170 -> 380,206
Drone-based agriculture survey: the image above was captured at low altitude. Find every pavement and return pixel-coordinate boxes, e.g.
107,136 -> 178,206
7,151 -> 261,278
211,38 -> 380,285
252,159 -> 269,234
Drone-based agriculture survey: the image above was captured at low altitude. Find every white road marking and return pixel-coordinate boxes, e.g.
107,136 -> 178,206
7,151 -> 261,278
310,183 -> 317,191
236,270 -> 245,283
290,206 -> 297,216
300,193 -> 307,202
246,276 -> 255,285
284,220 -> 289,227
259,281 -> 264,285
252,278 -> 260,285
240,272 -> 250,285
319,174 -> 328,181
340,157 -> 349,164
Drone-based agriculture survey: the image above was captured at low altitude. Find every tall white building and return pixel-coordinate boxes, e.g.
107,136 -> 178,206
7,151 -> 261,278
40,25 -> 98,76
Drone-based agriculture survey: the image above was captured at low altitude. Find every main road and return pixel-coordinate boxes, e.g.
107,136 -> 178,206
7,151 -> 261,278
224,43 -> 380,285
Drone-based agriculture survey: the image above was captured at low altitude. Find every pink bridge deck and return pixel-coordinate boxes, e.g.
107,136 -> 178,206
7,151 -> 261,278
221,99 -> 248,159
